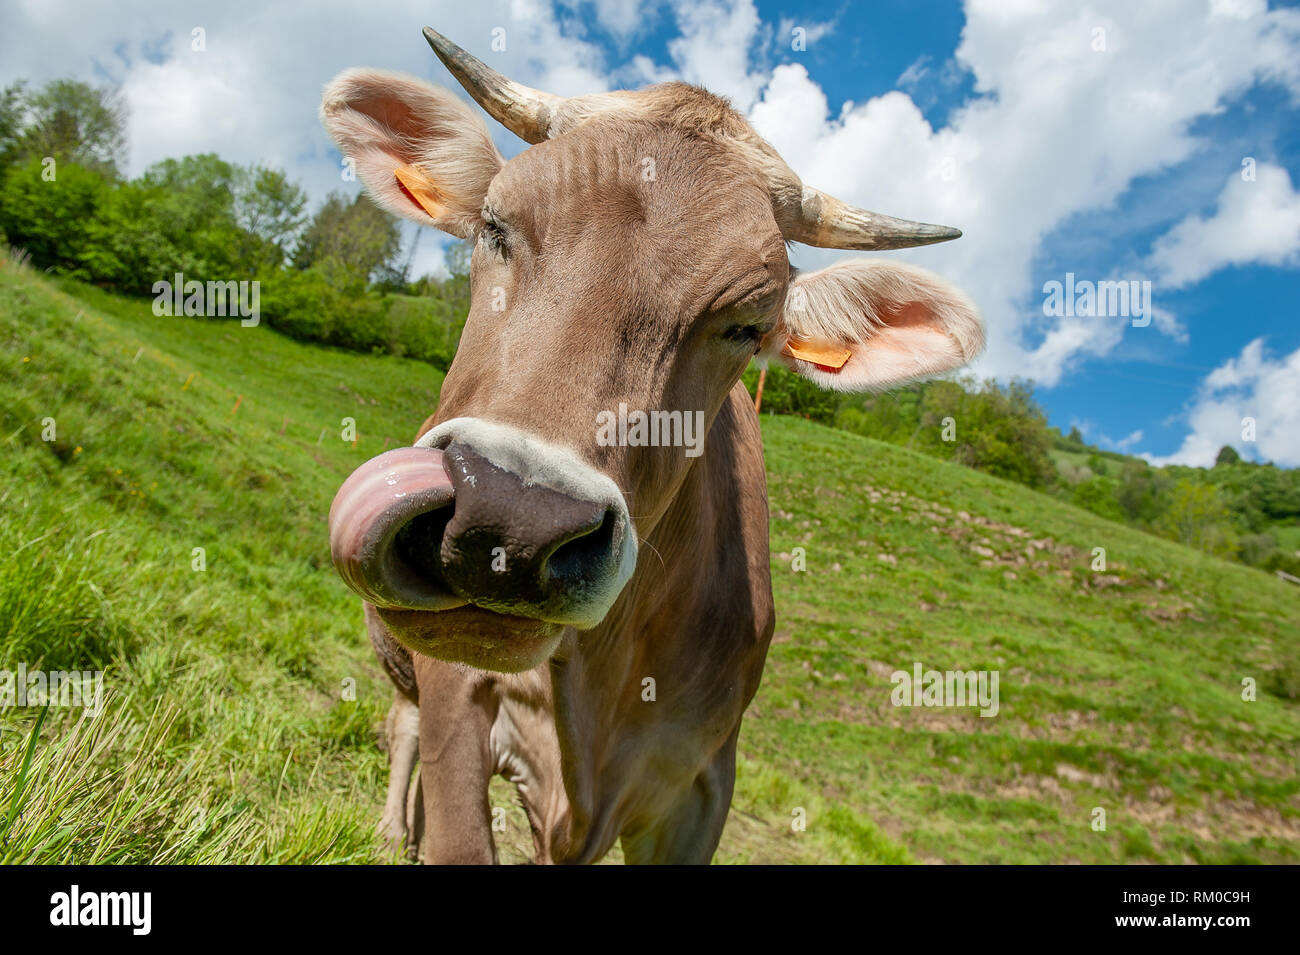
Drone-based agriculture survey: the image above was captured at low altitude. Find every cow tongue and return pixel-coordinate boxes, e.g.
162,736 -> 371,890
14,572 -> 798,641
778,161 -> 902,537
328,446 -> 464,611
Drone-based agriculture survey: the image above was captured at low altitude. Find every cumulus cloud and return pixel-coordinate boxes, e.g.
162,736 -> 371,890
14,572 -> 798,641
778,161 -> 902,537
1149,162 -> 1300,288
665,0 -> 768,111
1145,338 -> 1300,467
2,0 -> 1298,391
743,0 -> 1300,386
561,0 -> 652,39
0,0 -> 616,278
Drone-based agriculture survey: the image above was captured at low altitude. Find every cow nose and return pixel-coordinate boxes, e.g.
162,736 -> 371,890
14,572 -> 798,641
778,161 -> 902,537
431,442 -> 622,618
330,428 -> 637,630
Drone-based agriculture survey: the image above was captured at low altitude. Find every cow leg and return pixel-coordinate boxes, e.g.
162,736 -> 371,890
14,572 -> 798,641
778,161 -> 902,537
405,770 -> 424,859
414,656 -> 499,864
379,694 -> 421,856
619,730 -> 739,865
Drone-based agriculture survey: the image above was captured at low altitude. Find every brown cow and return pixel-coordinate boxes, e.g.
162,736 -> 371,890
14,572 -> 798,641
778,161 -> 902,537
324,26 -> 984,864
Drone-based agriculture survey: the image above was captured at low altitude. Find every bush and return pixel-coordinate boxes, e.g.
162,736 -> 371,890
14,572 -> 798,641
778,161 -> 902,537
0,158 -> 113,277
1157,480 -> 1239,559
1116,462 -> 1170,524
259,269 -> 391,352
258,270 -> 467,365
1238,532 -> 1278,567
743,363 -> 840,423
1070,476 -> 1124,521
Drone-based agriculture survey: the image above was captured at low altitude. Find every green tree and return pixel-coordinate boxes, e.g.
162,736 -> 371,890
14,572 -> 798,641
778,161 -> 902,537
0,157 -> 112,275
1116,461 -> 1170,524
917,377 -> 1056,488
14,78 -> 127,177
0,82 -> 25,169
132,154 -> 247,280
741,363 -> 841,423
1157,480 -> 1240,558
1071,476 -> 1124,521
1215,445 -> 1241,467
292,192 -> 401,289
233,164 -> 308,271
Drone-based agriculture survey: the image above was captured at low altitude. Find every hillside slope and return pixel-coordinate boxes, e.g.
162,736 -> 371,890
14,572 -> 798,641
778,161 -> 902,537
0,264 -> 1295,863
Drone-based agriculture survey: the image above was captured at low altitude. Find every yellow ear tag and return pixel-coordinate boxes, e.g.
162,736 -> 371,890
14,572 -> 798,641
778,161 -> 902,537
782,338 -> 852,371
394,164 -> 446,218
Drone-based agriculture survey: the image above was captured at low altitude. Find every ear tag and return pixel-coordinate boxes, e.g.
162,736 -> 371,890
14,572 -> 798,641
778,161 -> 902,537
394,164 -> 446,218
782,337 -> 852,371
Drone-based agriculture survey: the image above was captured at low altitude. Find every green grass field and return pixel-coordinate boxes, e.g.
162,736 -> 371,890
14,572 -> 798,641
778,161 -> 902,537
2,261 -> 1296,864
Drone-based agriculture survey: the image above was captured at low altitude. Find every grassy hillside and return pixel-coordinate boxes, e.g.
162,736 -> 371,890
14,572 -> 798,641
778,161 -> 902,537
1,263 -> 1296,864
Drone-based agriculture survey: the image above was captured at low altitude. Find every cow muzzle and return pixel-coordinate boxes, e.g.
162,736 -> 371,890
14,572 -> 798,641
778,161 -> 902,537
329,419 -> 638,667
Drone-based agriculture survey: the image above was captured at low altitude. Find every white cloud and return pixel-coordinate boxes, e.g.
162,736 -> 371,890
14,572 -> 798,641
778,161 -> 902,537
1150,306 -> 1187,344
665,0 -> 767,110
562,0 -> 651,39
743,0 -> 1300,386
0,0 -> 619,280
776,16 -> 835,54
1145,338 -> 1300,467
3,0 -> 1299,388
896,55 -> 931,90
1101,429 -> 1144,452
1149,163 -> 1300,288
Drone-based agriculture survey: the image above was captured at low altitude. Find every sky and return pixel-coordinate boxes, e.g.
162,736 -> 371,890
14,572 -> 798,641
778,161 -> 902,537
2,0 -> 1298,468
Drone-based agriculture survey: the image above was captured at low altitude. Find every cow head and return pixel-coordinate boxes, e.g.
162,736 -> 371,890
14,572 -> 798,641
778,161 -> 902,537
324,28 -> 984,672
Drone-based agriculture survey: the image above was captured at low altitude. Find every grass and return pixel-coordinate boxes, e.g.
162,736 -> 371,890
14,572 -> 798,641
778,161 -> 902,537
1,263 -> 1297,864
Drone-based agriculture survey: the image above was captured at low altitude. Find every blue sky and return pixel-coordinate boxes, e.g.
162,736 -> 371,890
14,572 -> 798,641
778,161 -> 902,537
3,0 -> 1298,466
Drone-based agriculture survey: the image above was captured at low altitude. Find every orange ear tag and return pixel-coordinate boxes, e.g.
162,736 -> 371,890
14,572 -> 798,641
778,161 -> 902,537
394,164 -> 446,218
782,338 -> 852,371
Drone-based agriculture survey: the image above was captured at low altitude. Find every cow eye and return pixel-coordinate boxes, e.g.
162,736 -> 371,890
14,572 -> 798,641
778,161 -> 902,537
478,218 -> 507,257
721,322 -> 771,350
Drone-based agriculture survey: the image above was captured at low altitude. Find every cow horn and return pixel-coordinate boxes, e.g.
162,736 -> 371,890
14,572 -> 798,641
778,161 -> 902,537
423,26 -> 563,144
782,185 -> 962,250
424,25 -> 962,248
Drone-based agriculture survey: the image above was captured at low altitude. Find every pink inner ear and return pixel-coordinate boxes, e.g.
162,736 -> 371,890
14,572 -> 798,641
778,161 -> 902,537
348,93 -> 424,142
773,259 -> 984,393
321,69 -> 502,236
789,324 -> 963,392
887,302 -> 933,329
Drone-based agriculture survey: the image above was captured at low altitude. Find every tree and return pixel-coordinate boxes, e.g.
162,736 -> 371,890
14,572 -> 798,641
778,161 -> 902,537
233,164 -> 307,271
1071,476 -> 1123,521
1157,480 -> 1239,558
0,82 -> 25,169
0,156 -> 112,275
1116,461 -> 1170,524
1215,445 -> 1241,467
292,192 -> 402,289
740,363 -> 840,423
14,78 -> 127,178
132,154 -> 246,280
920,377 -> 1056,488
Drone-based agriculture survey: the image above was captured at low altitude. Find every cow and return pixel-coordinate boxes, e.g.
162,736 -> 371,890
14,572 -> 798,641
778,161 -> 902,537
323,26 -> 984,864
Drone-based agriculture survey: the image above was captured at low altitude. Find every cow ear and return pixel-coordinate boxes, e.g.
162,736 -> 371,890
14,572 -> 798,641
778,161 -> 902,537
320,68 -> 503,239
761,259 -> 984,391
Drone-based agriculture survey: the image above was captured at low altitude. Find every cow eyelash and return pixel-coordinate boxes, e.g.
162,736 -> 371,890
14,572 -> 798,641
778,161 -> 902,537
722,322 -> 771,351
478,217 -> 507,256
